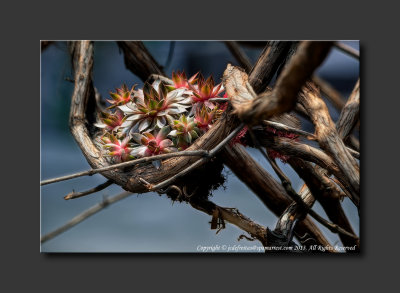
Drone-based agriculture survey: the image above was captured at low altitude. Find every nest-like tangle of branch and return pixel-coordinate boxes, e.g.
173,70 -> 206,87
70,42 -> 241,201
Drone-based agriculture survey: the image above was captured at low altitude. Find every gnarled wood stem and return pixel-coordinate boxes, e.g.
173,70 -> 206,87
298,83 -> 360,202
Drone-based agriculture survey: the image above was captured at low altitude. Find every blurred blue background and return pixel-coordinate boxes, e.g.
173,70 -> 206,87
40,41 -> 359,252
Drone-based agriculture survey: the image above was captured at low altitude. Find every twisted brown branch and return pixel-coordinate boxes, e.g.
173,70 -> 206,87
190,199 -> 269,246
289,158 -> 359,249
298,83 -> 360,202
233,41 -> 333,125
261,120 -> 359,159
312,75 -> 346,110
249,130 -> 358,242
222,144 -> 332,247
312,75 -> 360,150
248,41 -> 294,93
117,41 -> 165,80
336,79 -> 360,140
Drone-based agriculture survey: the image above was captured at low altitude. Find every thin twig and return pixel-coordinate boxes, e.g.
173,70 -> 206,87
345,145 -> 359,159
250,130 -> 303,205
334,42 -> 360,59
40,150 -> 210,186
307,207 -> 359,239
208,98 -> 230,103
64,180 -> 113,200
263,120 -> 316,139
42,185 -> 271,247
41,191 -> 132,243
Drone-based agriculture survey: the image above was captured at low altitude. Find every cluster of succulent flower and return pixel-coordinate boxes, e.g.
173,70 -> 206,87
95,71 -> 226,164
